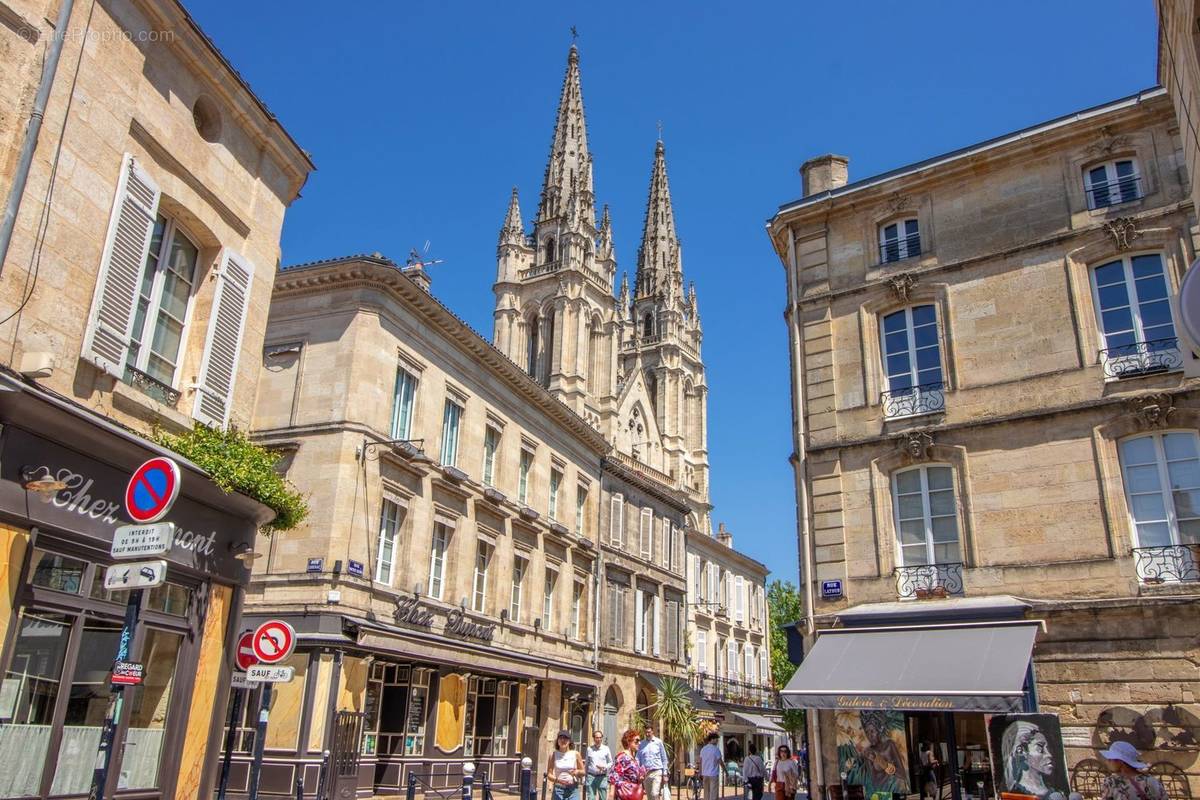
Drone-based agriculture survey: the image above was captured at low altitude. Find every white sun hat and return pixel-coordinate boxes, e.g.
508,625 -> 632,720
1098,741 -> 1149,771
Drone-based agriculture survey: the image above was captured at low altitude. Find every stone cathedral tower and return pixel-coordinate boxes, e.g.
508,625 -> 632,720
492,45 -> 711,533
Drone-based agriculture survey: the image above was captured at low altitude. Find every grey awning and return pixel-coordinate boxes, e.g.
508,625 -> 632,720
781,620 -> 1040,713
732,712 -> 786,734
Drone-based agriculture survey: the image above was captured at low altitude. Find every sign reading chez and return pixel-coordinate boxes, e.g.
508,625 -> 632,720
393,596 -> 496,642
2,427 -> 253,575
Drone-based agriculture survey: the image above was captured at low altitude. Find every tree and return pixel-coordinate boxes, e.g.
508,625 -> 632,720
768,579 -> 806,747
651,677 -> 702,778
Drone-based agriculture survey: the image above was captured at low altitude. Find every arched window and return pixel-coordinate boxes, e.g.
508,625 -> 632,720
1119,431 -> 1200,561
526,313 -> 539,378
643,312 -> 654,338
647,373 -> 658,413
891,464 -> 960,566
543,309 -> 556,386
880,218 -> 920,263
543,236 -> 556,264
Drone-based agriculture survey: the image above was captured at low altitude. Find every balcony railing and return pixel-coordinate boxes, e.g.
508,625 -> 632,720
1098,338 -> 1182,379
519,261 -> 561,279
880,233 -> 922,264
894,562 -> 964,599
881,381 -> 945,419
1086,174 -> 1142,210
690,674 -> 779,710
1133,545 -> 1200,584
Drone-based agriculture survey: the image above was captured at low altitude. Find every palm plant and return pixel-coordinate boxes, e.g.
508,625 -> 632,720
652,677 -> 702,773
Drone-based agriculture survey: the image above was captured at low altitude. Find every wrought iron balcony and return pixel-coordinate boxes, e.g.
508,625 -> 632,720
894,562 -> 965,599
1133,545 -> 1200,584
881,381 -> 945,419
1086,174 -> 1142,210
690,674 -> 779,710
880,233 -> 922,264
124,365 -> 181,406
1098,338 -> 1182,379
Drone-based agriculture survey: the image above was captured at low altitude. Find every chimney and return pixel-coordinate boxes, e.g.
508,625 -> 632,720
716,522 -> 733,548
800,154 -> 849,196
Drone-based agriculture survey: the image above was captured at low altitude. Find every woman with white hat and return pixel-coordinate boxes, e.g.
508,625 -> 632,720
1098,741 -> 1167,800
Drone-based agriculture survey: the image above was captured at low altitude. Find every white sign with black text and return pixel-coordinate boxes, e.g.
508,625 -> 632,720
111,522 -> 175,558
246,665 -> 295,683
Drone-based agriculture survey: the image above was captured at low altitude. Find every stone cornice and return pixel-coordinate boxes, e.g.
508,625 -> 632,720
601,456 -> 691,514
687,532 -> 770,577
274,258 -> 611,455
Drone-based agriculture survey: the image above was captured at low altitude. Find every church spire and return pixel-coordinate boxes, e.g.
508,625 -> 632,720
635,138 -> 680,298
498,187 -> 524,247
537,45 -> 594,224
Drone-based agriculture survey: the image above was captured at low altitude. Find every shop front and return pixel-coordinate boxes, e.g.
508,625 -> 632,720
781,599 -> 1043,800
218,606 -> 600,799
0,374 -> 272,799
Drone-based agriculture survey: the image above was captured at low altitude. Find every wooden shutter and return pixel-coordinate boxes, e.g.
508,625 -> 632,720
81,154 -> 160,377
193,249 -> 256,427
640,508 -> 652,559
665,600 -> 679,660
610,495 -> 624,546
634,589 -> 644,653
652,594 -> 661,657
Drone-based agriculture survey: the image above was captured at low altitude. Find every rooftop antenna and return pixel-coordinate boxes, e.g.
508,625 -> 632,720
657,120 -> 663,141
405,240 -> 445,271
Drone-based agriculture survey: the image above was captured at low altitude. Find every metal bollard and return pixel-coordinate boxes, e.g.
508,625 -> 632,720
407,772 -> 418,800
294,775 -> 304,800
317,750 -> 330,800
521,757 -> 533,800
463,761 -> 476,800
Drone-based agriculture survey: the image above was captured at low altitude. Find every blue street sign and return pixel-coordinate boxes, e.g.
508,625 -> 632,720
306,558 -> 323,573
347,560 -> 364,578
821,579 -> 843,600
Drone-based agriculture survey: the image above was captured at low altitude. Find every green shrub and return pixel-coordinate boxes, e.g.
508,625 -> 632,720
153,424 -> 308,532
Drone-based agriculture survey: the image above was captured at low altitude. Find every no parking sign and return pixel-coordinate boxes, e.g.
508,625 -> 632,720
124,457 -> 182,523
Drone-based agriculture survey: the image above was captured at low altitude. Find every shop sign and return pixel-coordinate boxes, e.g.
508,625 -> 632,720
821,580 -> 843,600
111,660 -> 145,686
394,595 -> 435,628
246,665 -> 295,683
347,559 -> 364,578
124,457 -> 182,523
102,559 -> 167,589
835,695 -> 956,711
445,608 -> 496,642
110,523 -> 173,559
306,558 -> 323,573
252,620 -> 297,664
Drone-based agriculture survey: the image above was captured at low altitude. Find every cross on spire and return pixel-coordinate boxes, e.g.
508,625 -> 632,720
570,25 -> 578,43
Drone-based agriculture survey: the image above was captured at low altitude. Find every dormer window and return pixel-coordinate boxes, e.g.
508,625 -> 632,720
1085,159 -> 1141,210
880,219 -> 920,264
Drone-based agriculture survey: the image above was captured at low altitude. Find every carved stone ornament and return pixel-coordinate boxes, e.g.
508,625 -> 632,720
898,430 -> 934,461
1103,217 -> 1142,251
884,192 -> 912,215
1126,393 -> 1175,429
1085,126 -> 1133,158
887,273 -> 918,302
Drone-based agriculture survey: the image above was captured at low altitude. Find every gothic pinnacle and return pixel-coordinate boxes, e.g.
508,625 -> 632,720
499,187 -> 524,247
537,45 -> 593,224
635,136 -> 680,297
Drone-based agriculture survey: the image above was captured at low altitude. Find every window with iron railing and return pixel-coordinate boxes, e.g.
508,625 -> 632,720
1091,254 -> 1182,380
880,305 -> 945,418
880,218 -> 921,263
1085,159 -> 1142,210
1120,432 -> 1200,583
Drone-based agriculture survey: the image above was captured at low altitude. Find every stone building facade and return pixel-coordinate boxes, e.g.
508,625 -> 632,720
768,88 -> 1200,800
243,255 -> 608,797
0,0 -> 310,797
1158,0 -> 1200,218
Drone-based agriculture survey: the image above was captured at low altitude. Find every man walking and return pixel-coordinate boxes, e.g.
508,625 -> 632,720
699,732 -> 722,800
587,730 -> 614,800
637,723 -> 670,800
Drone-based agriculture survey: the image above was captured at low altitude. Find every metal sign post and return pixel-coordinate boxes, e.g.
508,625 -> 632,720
248,682 -> 274,800
87,587 -> 143,800
216,684 -> 246,800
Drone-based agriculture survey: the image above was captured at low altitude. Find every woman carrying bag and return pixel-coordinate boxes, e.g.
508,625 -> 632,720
612,729 -> 649,800
548,730 -> 587,800
771,745 -> 800,800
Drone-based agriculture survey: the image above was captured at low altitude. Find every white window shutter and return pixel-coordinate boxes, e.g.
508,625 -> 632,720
697,631 -> 707,670
653,594 -> 661,657
81,154 -> 160,377
193,249 -> 256,427
635,589 -> 645,653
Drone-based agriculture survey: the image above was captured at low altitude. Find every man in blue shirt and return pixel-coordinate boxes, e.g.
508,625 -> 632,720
637,723 -> 669,800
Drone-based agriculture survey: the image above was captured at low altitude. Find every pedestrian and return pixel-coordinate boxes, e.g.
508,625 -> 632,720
612,729 -> 648,800
638,722 -> 670,800
700,732 -> 723,800
743,742 -> 767,800
1098,742 -> 1167,800
771,746 -> 800,800
548,729 -> 586,800
919,741 -> 940,800
588,730 -> 615,800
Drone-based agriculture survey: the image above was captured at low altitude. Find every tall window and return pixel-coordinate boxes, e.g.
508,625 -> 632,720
472,542 -> 491,613
760,650 -> 769,686
1085,159 -> 1141,209
892,465 -> 961,566
659,518 -> 671,567
428,521 -> 450,599
727,640 -> 738,680
441,399 -> 463,467
745,646 -> 755,684
391,367 -> 418,439
483,426 -> 500,487
639,507 -> 654,560
735,575 -> 745,623
527,314 -> 539,377
571,580 -> 585,639
879,218 -> 920,263
881,304 -> 943,416
610,494 -> 624,545
575,484 -> 588,535
1119,432 -> 1200,550
549,468 -> 562,520
518,450 -> 533,504
375,498 -> 402,584
510,555 -> 526,622
126,215 -> 199,386
1091,254 -> 1178,376
606,581 -> 627,646
696,630 -> 708,672
543,567 -> 558,629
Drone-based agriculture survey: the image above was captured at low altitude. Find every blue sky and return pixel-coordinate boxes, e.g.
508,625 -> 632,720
190,1 -> 1159,581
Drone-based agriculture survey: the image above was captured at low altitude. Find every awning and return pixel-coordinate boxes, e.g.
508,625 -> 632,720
781,620 -> 1040,713
637,671 -> 715,711
732,712 -> 786,734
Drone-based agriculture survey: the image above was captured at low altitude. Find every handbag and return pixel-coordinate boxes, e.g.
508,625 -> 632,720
617,782 -> 645,800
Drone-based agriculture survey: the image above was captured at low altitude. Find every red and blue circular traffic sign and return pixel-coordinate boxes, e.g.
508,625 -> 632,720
124,457 -> 181,524
252,620 -> 296,664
